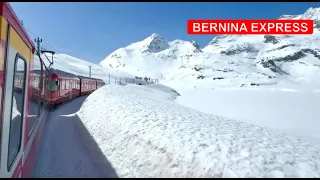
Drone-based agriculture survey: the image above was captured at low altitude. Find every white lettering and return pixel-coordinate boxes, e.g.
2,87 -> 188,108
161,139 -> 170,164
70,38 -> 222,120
300,22 -> 308,32
284,23 -> 291,32
267,23 -> 275,32
202,23 -> 209,32
251,23 -> 259,32
239,23 -> 248,32
259,23 -> 267,32
193,23 -> 201,32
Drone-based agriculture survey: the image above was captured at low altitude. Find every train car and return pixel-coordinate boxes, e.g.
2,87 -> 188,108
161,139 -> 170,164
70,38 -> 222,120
78,75 -> 97,96
96,78 -> 105,89
47,68 -> 80,107
0,2 -> 50,178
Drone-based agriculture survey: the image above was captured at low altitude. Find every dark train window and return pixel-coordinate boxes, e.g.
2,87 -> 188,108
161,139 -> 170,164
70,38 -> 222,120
8,54 -> 26,170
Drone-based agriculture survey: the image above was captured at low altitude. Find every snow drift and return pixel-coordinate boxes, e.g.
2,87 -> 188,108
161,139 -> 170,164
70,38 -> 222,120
77,84 -> 320,178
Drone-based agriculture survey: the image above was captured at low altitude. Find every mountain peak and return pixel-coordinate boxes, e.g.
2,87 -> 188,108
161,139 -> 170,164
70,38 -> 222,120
303,7 -> 320,20
279,7 -> 320,20
142,33 -> 169,53
150,33 -> 162,39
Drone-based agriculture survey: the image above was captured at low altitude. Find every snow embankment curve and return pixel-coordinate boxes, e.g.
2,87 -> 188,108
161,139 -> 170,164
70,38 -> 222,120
77,84 -> 320,178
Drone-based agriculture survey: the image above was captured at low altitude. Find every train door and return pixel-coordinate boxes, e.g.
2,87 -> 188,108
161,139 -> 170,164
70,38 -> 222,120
0,38 -> 29,178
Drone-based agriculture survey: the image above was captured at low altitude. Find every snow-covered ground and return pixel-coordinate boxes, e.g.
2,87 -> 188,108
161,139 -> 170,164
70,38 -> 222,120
173,87 -> 320,142
77,84 -> 320,178
34,96 -> 118,178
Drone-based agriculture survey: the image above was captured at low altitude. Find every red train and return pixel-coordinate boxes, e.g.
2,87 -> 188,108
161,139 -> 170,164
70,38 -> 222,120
0,3 -> 105,178
18,68 -> 105,108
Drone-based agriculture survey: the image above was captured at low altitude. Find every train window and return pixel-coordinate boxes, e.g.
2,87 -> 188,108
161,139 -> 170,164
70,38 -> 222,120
8,55 -> 26,169
61,80 -> 65,90
33,76 -> 40,88
47,80 -> 58,91
65,80 -> 69,90
29,56 -> 43,135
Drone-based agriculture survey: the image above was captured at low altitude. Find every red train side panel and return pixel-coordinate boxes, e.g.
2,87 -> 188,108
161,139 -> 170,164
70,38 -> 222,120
78,75 -> 97,96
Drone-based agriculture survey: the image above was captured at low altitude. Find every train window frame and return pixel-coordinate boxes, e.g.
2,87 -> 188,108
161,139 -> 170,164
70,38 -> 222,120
29,57 -> 44,136
7,53 -> 27,171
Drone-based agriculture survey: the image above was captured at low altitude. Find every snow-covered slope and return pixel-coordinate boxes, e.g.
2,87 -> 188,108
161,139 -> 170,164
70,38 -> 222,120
77,84 -> 320,178
33,53 -> 134,83
100,7 -> 320,89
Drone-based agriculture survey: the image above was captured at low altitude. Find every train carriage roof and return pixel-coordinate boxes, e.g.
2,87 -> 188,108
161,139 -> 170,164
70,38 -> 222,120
48,68 -> 79,79
95,78 -> 105,82
0,3 -> 35,52
77,75 -> 98,81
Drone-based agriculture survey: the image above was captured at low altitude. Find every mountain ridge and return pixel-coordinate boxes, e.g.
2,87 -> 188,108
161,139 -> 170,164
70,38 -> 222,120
99,7 -> 320,89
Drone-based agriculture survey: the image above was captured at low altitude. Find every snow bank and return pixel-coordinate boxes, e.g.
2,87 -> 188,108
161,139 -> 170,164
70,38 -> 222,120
77,85 -> 320,178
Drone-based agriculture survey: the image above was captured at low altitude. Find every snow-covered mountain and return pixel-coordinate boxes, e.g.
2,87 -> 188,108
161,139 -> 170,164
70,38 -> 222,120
100,7 -> 320,89
34,53 -> 134,83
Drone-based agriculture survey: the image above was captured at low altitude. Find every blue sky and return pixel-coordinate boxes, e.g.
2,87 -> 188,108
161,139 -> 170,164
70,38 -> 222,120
10,2 -> 320,63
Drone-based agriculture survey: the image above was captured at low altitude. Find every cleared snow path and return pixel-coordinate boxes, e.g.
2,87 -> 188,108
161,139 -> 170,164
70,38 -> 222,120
33,96 -> 118,178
